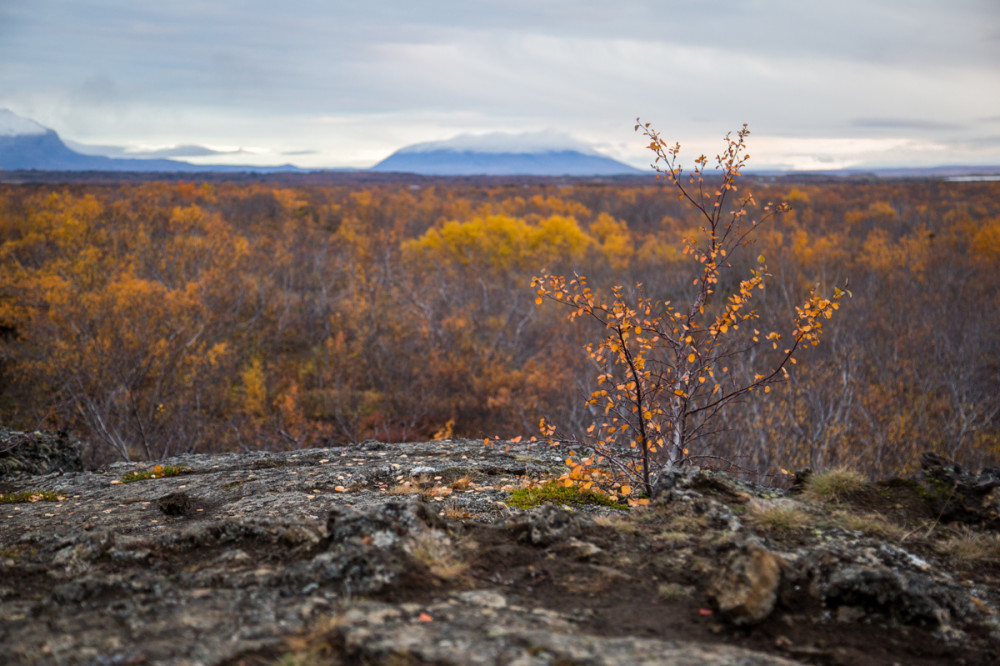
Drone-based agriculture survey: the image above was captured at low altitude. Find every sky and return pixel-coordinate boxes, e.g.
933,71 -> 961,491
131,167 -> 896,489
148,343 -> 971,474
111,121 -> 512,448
1,0 -> 999,170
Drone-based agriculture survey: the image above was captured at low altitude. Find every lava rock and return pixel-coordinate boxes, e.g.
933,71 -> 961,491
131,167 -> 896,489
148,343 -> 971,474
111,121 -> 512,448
709,543 -> 784,625
157,491 -> 193,516
503,503 -> 592,546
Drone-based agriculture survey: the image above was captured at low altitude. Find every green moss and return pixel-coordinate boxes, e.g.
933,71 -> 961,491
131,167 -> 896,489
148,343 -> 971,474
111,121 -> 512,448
0,489 -> 65,503
120,465 -> 192,483
506,480 -> 628,510
883,477 -> 939,502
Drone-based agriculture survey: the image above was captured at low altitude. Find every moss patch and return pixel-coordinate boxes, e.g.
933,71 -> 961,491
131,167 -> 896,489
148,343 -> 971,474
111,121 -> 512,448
120,465 -> 192,484
506,481 -> 628,511
0,489 -> 66,503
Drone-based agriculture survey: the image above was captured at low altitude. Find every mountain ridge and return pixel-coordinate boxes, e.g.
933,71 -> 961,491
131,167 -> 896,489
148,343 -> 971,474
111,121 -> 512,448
371,130 -> 641,176
0,109 -> 301,173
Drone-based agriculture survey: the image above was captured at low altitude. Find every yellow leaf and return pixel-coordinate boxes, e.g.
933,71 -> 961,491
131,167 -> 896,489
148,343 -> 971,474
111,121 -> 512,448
688,353 -> 696,363
620,484 -> 632,495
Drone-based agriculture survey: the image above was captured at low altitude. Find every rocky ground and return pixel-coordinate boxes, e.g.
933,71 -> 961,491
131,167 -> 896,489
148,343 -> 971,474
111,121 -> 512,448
2,428 -> 1000,665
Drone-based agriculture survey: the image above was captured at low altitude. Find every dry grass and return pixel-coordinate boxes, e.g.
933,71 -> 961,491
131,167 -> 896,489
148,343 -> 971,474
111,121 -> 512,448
665,513 -> 711,534
407,530 -> 468,579
937,528 -> 1000,563
657,582 -> 695,601
802,468 -> 868,503
831,510 -> 907,540
385,481 -> 420,496
441,502 -> 470,521
747,499 -> 812,531
450,475 -> 474,491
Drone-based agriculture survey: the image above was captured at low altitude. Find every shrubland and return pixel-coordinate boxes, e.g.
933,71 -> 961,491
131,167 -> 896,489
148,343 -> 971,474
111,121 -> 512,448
1,154 -> 998,480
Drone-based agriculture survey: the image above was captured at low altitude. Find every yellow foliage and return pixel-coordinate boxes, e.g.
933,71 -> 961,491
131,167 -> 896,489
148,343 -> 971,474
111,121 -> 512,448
240,358 -> 268,418
590,213 -> 635,270
970,217 -> 1000,264
404,213 -> 592,273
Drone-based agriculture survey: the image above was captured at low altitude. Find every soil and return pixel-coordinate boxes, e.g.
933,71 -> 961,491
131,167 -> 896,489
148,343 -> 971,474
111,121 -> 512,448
2,432 -> 999,665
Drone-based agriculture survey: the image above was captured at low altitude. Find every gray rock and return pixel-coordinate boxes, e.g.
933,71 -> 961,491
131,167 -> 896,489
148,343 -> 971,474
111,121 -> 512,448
709,543 -> 784,625
318,595 -> 805,666
503,502 -> 593,546
156,491 -> 193,516
0,426 -> 83,477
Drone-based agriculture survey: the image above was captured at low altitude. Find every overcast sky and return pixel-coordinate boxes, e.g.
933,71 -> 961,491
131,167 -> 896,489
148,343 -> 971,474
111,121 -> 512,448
1,0 -> 998,170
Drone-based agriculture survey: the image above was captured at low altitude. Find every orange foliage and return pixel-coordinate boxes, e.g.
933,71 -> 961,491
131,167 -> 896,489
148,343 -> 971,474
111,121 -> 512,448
0,171 -> 996,479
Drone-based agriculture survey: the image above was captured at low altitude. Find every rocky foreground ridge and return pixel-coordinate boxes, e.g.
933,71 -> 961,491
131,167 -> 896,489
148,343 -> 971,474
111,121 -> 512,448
2,427 -> 1000,665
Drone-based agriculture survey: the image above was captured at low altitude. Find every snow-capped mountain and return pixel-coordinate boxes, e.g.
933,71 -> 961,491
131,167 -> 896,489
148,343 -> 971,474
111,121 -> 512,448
371,131 -> 640,176
0,109 -> 298,173
0,109 -> 123,170
0,109 -> 48,137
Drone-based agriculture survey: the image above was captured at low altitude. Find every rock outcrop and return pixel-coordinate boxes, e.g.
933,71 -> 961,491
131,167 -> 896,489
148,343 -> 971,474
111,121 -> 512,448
1,437 -> 998,665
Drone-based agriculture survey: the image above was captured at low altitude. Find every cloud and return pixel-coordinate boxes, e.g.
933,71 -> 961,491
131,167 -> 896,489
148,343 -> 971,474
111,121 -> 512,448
66,140 -> 251,159
2,1 -> 999,169
851,118 -> 965,132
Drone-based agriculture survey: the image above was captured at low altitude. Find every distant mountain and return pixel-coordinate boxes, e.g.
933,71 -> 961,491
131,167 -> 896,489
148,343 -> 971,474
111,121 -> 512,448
0,109 -> 300,173
371,131 -> 641,176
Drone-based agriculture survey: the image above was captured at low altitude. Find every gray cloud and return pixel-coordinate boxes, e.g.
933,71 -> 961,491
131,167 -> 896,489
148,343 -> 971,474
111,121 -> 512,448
851,118 -> 965,131
66,141 -> 249,159
2,1 -> 999,169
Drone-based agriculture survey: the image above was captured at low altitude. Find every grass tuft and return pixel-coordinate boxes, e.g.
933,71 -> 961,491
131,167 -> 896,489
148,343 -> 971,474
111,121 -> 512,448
802,468 -> 868,502
747,500 -> 812,531
831,510 -> 907,540
937,528 -> 1000,563
407,530 -> 468,579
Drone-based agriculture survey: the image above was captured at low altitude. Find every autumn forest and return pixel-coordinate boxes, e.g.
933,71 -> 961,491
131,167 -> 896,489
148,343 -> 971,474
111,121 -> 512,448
1,168 -> 998,482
